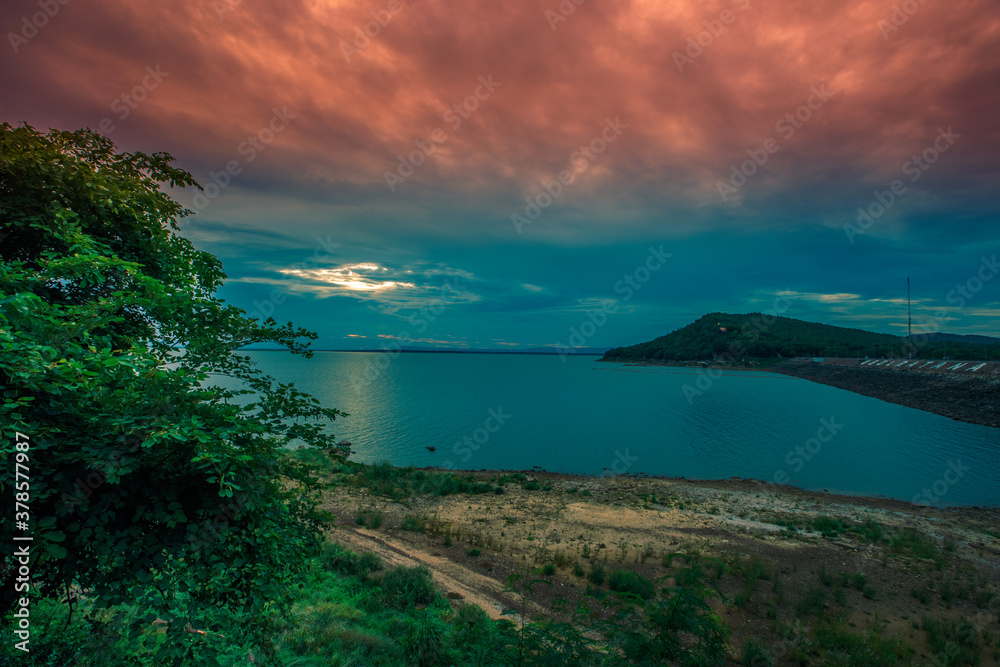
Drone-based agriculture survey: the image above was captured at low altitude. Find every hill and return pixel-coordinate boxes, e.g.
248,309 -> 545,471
603,312 -> 997,362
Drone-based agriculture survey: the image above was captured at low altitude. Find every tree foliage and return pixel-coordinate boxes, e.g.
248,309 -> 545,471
0,124 -> 346,663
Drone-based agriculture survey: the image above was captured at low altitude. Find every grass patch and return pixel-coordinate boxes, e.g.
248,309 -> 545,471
741,637 -> 775,666
814,619 -> 912,666
795,587 -> 828,616
921,616 -> 981,666
401,514 -> 426,532
607,569 -> 654,600
813,515 -> 846,538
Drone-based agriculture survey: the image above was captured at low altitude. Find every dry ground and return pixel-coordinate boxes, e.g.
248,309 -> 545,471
320,470 -> 1000,665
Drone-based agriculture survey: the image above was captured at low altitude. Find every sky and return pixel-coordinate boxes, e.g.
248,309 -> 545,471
2,0 -> 998,350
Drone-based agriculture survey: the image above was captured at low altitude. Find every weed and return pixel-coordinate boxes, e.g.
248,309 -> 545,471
608,569 -> 654,600
401,514 -> 426,532
741,637 -> 775,666
795,588 -> 828,616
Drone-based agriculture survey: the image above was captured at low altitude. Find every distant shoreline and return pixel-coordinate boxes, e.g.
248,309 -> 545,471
240,348 -> 607,356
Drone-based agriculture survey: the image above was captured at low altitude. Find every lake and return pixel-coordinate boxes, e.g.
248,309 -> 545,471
233,351 -> 999,507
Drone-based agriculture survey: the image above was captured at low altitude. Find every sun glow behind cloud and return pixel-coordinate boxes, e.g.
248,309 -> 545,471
280,263 -> 414,291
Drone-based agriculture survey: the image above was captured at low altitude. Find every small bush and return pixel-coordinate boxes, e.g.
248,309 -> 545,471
796,588 -> 828,616
522,481 -> 541,491
608,569 -> 654,600
588,562 -> 606,586
814,515 -> 845,538
381,565 -> 436,609
401,514 -> 426,532
318,542 -> 383,578
466,548 -> 481,557
912,587 -> 931,604
580,489 -> 592,497
741,637 -> 775,666
573,562 -> 585,577
542,563 -> 556,576
355,508 -> 384,529
818,564 -> 833,587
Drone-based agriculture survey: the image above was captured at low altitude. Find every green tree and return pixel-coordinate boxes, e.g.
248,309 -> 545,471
0,124 -> 346,664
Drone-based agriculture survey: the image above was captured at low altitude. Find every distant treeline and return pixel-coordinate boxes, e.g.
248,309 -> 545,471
603,313 -> 997,362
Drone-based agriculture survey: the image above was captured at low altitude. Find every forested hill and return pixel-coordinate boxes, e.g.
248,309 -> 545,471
602,312 -> 997,361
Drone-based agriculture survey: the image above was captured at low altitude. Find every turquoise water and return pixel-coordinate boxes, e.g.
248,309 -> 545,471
234,351 -> 999,507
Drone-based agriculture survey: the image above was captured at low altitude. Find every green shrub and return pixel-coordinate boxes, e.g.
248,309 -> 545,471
796,588 -> 828,616
318,542 -> 383,578
381,566 -> 436,609
816,619 -> 912,666
588,562 -> 606,586
466,548 -> 481,557
581,489 -> 593,497
921,616 -> 981,666
912,587 -> 931,605
355,508 -> 384,529
608,569 -> 654,600
814,515 -> 845,537
574,562 -> 586,577
890,527 -> 944,568
741,637 -> 775,666
401,514 -> 426,532
542,563 -> 556,576
522,481 -> 541,491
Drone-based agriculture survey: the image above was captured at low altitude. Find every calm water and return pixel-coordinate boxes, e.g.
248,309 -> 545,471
231,351 -> 999,507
